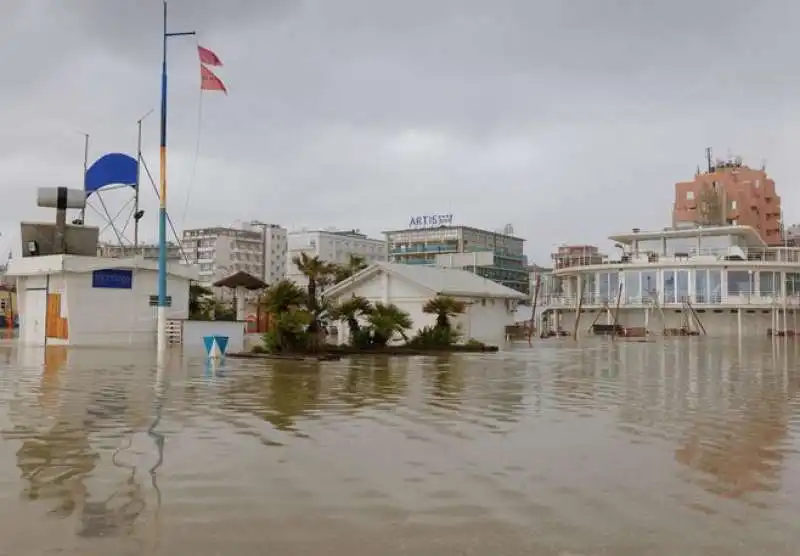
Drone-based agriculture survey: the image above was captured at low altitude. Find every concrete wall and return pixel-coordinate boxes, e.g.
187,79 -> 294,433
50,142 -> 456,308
65,269 -> 189,347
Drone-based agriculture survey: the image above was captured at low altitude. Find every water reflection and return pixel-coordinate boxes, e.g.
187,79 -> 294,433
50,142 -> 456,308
0,340 -> 797,554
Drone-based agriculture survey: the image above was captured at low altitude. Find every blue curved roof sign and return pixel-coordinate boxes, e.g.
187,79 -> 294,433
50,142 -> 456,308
84,153 -> 138,196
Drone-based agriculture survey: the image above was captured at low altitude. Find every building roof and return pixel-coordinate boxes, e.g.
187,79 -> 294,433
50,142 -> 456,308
5,255 -> 198,280
325,261 -> 528,300
213,271 -> 267,290
609,225 -> 766,248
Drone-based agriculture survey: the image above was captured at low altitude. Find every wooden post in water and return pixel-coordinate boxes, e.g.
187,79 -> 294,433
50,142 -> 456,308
527,274 -> 541,346
573,277 -> 585,340
611,282 -> 623,341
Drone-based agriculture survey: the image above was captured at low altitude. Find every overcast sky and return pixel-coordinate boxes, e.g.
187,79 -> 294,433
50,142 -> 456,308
1,0 -> 799,264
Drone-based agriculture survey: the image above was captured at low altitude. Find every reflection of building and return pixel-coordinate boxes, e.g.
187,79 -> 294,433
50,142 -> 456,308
384,225 -> 529,294
3,347 -> 157,529
287,228 -> 387,285
673,155 -> 782,245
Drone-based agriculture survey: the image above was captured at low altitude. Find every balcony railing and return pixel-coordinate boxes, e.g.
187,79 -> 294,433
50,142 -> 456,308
553,247 -> 800,270
545,291 -> 800,309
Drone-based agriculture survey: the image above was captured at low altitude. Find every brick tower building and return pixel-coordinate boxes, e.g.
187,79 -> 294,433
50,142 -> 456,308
672,152 -> 782,245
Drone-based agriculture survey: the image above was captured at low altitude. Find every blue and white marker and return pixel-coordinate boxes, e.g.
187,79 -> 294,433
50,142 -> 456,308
203,335 -> 230,360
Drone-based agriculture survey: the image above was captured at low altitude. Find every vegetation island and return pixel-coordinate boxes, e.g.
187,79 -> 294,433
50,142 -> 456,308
190,253 -> 498,358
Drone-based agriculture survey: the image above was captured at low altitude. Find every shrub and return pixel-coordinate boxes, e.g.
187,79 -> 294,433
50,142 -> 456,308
351,327 -> 373,349
408,325 -> 462,348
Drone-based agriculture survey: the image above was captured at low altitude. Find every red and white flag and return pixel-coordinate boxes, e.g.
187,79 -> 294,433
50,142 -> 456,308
198,45 -> 223,67
201,65 -> 227,94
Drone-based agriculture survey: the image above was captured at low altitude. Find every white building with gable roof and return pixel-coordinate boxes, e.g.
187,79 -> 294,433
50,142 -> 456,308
324,261 -> 527,345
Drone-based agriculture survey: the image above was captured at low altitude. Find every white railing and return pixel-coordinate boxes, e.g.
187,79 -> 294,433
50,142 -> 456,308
547,292 -> 800,309
166,319 -> 183,344
554,247 -> 800,270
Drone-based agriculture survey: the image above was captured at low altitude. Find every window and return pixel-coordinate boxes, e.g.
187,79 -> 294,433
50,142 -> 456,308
623,271 -> 640,303
759,271 -> 779,297
730,200 -> 737,210
686,191 -> 695,201
727,270 -> 751,296
786,273 -> 800,296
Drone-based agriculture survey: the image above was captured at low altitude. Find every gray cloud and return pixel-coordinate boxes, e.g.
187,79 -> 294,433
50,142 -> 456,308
1,0 -> 799,264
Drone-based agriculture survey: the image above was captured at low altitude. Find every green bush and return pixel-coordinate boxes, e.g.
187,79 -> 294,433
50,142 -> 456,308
464,338 -> 486,348
261,330 -> 282,353
351,327 -> 373,349
251,344 -> 267,354
408,325 -> 461,348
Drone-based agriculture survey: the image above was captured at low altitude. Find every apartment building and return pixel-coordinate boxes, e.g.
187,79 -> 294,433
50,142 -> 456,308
384,224 -> 529,294
673,156 -> 782,245
250,222 -> 289,284
287,228 -> 387,284
181,222 -> 288,294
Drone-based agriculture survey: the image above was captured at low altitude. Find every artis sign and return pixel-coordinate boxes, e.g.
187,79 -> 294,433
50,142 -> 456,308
408,214 -> 453,228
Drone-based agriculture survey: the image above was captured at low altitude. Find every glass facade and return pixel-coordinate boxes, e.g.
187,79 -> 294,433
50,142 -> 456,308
623,271 -> 640,303
597,271 -> 619,304
759,271 -> 780,296
385,225 -> 528,294
727,270 -> 751,296
641,271 -> 657,299
786,272 -> 800,296
693,269 -> 722,303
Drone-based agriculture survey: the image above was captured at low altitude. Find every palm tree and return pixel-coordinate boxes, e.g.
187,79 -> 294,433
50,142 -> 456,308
368,302 -> 412,346
330,295 -> 373,337
332,254 -> 369,284
291,253 -> 335,313
259,280 -> 311,353
422,296 -> 467,329
260,279 -> 306,314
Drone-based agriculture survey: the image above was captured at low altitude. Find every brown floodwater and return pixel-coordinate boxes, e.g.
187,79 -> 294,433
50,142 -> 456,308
0,338 -> 798,555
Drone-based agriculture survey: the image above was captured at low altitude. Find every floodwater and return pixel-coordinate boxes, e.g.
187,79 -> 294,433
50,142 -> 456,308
0,340 -> 798,555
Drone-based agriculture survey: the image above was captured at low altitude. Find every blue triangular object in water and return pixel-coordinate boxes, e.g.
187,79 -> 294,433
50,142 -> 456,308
202,336 -> 215,356
213,335 -> 229,355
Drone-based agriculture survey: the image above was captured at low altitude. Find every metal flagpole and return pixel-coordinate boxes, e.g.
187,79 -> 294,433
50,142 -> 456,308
135,109 -> 154,251
80,133 -> 89,223
157,0 -> 195,361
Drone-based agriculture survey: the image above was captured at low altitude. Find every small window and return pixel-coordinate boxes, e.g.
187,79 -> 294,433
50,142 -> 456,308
686,191 -> 695,201
731,200 -> 737,210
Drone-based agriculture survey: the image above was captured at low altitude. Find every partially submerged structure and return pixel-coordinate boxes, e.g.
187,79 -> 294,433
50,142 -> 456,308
7,255 -> 194,347
324,261 -> 527,345
547,225 -> 800,337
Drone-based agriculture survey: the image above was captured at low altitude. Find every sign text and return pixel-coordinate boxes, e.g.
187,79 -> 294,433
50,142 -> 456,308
408,214 -> 453,228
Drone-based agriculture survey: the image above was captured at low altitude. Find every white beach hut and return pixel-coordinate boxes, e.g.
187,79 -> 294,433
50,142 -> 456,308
324,261 -> 528,345
6,255 -> 196,347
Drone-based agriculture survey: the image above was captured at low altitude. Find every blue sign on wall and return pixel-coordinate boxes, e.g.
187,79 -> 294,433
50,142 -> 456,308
92,268 -> 133,289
